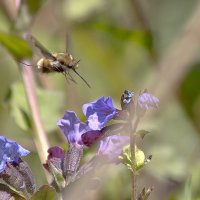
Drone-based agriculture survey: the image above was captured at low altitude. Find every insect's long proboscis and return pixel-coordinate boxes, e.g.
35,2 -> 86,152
72,69 -> 91,88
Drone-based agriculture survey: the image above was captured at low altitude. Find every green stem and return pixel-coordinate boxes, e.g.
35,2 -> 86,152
130,115 -> 140,200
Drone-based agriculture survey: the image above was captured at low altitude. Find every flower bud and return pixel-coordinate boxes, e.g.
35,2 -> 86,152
63,144 -> 83,183
137,90 -> 159,117
121,90 -> 134,110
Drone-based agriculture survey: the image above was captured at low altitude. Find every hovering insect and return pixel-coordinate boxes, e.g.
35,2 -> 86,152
27,36 -> 91,88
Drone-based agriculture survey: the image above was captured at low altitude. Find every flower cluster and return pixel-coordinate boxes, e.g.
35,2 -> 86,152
43,95 -> 132,190
0,90 -> 159,199
57,96 -> 129,162
53,90 -> 159,168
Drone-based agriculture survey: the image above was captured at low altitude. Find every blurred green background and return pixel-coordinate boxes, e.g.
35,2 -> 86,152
0,0 -> 200,199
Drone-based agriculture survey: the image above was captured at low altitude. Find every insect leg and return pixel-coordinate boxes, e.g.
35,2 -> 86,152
66,71 -> 77,84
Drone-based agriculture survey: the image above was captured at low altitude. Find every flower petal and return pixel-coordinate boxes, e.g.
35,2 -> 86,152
47,146 -> 65,160
82,96 -> 117,130
81,130 -> 102,147
97,135 -> 130,163
57,111 -> 89,145
0,136 -> 30,173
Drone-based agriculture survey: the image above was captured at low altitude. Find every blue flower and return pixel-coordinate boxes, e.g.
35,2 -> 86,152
57,111 -> 90,146
97,135 -> 130,163
0,136 -> 30,173
82,96 -> 117,130
57,111 -> 103,147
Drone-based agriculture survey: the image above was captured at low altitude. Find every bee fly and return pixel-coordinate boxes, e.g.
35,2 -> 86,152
22,36 -> 91,88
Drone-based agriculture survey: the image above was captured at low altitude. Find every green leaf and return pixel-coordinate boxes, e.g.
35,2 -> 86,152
7,82 -> 64,132
0,32 -> 32,60
30,185 -> 56,200
8,83 -> 31,131
0,182 -> 26,200
48,162 -> 65,191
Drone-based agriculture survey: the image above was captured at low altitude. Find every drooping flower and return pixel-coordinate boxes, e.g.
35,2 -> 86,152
47,146 -> 65,160
43,146 -> 66,190
0,136 -> 30,173
97,135 -> 130,163
137,91 -> 159,110
82,96 -> 117,130
43,146 -> 65,172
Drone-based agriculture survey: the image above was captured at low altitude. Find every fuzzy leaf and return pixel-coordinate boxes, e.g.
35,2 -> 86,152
48,162 -> 65,191
7,82 -> 64,132
30,185 -> 56,200
0,32 -> 32,60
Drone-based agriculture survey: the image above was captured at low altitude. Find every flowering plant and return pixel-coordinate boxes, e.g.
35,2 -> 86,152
0,90 -> 158,200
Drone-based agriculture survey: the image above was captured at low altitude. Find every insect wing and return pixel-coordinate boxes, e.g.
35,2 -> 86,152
65,33 -> 71,54
30,36 -> 56,60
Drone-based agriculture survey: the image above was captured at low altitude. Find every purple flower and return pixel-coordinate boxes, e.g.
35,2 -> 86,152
137,92 -> 159,110
57,111 -> 90,146
82,96 -> 117,130
47,146 -> 65,160
81,130 -> 102,147
0,136 -> 30,173
43,146 -> 64,172
97,135 -> 130,163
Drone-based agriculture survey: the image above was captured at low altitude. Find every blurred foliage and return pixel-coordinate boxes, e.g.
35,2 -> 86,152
0,32 -> 32,60
7,82 -> 64,132
0,0 -> 200,199
22,0 -> 46,16
178,63 -> 200,127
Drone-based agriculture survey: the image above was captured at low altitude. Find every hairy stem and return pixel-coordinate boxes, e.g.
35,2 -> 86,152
130,114 -> 140,200
19,62 -> 51,183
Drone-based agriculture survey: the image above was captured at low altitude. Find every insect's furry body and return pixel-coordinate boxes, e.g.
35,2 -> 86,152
30,36 -> 91,88
37,53 -> 77,73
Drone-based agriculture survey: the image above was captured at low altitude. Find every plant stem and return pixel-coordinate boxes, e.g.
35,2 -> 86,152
129,114 -> 140,200
19,62 -> 51,183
